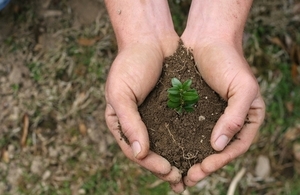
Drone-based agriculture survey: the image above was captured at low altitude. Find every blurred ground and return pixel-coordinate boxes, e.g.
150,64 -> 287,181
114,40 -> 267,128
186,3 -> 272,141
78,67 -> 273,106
0,0 -> 300,195
0,0 -> 117,194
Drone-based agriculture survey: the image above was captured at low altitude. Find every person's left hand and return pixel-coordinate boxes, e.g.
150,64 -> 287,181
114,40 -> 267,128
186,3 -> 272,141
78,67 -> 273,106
181,34 -> 265,186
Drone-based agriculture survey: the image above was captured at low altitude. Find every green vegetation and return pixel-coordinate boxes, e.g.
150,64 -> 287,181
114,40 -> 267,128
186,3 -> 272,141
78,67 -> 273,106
167,78 -> 199,113
80,156 -> 170,195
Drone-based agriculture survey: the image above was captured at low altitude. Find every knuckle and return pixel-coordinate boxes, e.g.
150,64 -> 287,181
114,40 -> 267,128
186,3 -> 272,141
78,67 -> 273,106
225,116 -> 246,134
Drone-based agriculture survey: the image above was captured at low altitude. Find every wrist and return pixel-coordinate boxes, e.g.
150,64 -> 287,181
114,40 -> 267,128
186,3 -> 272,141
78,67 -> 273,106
105,0 -> 176,50
182,0 -> 252,49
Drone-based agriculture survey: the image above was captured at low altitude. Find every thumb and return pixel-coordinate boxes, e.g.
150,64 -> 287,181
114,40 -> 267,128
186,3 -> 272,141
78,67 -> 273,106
210,77 -> 259,151
105,101 -> 150,160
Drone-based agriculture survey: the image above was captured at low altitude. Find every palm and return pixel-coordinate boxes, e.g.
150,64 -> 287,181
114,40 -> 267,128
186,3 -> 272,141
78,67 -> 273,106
181,40 -> 265,185
105,43 -> 164,158
105,38 -> 186,184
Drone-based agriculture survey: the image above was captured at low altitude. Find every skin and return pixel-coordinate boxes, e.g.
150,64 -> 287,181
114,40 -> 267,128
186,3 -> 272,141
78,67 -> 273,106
181,0 -> 265,186
104,0 -> 184,192
104,0 -> 265,193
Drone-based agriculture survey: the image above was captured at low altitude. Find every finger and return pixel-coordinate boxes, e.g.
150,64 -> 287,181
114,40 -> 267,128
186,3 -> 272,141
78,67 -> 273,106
137,151 -> 172,175
154,166 -> 182,184
154,166 -> 186,193
105,104 -> 173,175
184,104 -> 264,187
170,181 -> 186,194
105,103 -> 150,159
184,138 -> 246,186
184,137 -> 247,186
184,171 -> 206,187
211,75 -> 261,151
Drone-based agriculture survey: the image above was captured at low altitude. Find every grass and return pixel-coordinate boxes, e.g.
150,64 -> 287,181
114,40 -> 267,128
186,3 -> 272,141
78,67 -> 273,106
80,157 -> 170,195
268,63 -> 300,126
27,62 -> 43,81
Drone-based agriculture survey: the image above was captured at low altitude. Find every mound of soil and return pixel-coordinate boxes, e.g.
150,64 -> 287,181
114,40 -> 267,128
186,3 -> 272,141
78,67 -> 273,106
139,41 -> 227,176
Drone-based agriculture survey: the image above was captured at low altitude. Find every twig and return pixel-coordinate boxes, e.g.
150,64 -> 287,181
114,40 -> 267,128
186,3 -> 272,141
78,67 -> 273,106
165,123 -> 198,161
148,179 -> 164,189
194,63 -> 201,77
168,62 -> 187,73
165,123 -> 176,143
227,167 -> 246,195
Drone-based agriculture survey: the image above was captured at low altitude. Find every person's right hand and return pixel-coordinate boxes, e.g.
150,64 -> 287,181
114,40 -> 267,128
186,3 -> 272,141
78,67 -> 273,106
104,1 -> 187,192
105,34 -> 186,193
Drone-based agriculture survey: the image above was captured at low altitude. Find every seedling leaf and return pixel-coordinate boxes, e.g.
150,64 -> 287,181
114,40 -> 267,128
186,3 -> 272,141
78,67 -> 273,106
167,100 -> 181,108
167,88 -> 180,95
167,77 -> 200,113
171,78 -> 182,87
175,107 -> 183,113
168,94 -> 181,103
182,79 -> 192,90
183,95 -> 199,102
183,104 -> 195,112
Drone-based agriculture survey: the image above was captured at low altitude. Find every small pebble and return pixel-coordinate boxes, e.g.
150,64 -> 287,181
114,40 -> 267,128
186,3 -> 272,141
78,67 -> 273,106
199,115 -> 206,121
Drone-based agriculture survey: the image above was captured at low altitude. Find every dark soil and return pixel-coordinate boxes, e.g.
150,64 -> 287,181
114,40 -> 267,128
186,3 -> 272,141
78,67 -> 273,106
139,40 -> 227,176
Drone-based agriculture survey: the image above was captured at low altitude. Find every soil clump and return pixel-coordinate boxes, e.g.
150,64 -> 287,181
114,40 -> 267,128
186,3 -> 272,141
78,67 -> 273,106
139,41 -> 227,176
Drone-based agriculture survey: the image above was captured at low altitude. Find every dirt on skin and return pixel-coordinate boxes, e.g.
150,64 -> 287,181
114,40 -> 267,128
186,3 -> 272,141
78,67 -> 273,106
139,40 -> 227,176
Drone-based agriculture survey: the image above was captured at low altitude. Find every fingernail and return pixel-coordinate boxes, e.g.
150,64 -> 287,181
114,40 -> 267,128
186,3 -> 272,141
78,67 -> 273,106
215,135 -> 229,151
132,141 -> 141,157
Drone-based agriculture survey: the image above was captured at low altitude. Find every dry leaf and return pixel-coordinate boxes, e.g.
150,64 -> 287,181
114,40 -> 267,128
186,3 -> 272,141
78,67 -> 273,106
77,37 -> 100,47
13,4 -> 20,13
73,64 -> 87,77
293,143 -> 300,175
269,36 -> 300,85
71,136 -> 78,143
42,170 -> 51,181
72,92 -> 89,108
290,45 -> 300,64
293,143 -> 300,162
294,160 -> 300,175
298,46 -> 300,64
71,0 -> 102,25
1,149 -> 9,163
269,37 -> 286,51
284,34 -> 293,50
291,63 -> 300,84
30,157 -> 44,176
285,101 -> 294,113
21,113 -> 29,148
41,0 -> 52,9
255,155 -> 271,179
79,122 -> 87,136
42,10 -> 62,18
284,125 -> 300,142
292,3 -> 300,14
9,65 -> 23,84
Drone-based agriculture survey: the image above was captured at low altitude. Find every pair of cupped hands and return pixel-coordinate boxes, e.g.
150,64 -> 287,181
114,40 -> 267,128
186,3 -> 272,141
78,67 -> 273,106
105,26 -> 265,193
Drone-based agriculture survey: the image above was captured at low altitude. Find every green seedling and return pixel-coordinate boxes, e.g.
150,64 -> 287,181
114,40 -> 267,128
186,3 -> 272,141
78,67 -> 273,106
167,78 -> 199,113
